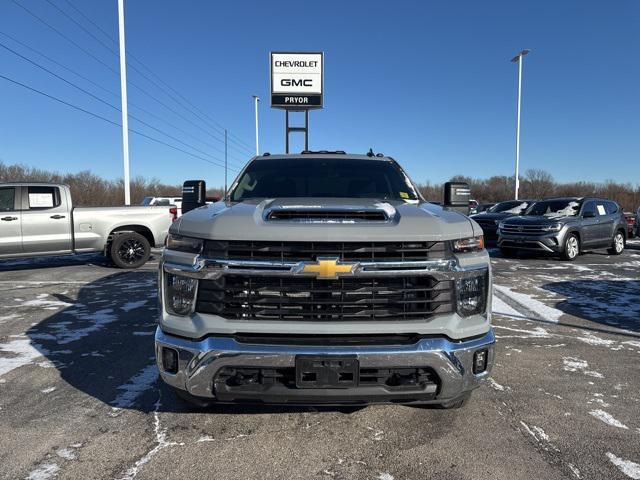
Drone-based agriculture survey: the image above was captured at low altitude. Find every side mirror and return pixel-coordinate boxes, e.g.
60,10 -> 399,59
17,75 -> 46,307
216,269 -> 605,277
583,211 -> 596,219
443,182 -> 471,215
182,180 -> 206,214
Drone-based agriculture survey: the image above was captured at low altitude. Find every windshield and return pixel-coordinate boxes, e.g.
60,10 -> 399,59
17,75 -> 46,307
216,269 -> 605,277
488,200 -> 531,214
525,199 -> 580,217
230,158 -> 420,201
141,197 -> 153,205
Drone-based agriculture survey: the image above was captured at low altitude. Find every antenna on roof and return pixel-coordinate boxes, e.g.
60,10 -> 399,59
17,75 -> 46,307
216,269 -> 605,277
367,148 -> 375,157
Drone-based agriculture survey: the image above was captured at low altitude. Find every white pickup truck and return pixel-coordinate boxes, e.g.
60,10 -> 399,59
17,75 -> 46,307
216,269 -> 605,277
0,182 -> 174,268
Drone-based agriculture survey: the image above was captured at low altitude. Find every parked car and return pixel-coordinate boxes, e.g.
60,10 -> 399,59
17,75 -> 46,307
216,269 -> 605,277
471,200 -> 536,245
1,183 -> 174,268
623,212 -> 636,239
469,199 -> 479,214
157,152 -> 494,408
497,197 -> 627,261
475,203 -> 496,214
142,196 -> 183,217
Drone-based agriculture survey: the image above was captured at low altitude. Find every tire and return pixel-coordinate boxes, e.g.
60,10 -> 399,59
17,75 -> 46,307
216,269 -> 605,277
500,247 -> 517,258
109,232 -> 151,269
172,387 -> 216,408
607,231 -> 625,255
561,233 -> 580,261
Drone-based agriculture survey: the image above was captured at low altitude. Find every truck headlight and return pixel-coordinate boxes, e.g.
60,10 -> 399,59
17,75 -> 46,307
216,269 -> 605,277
166,234 -> 203,254
165,273 -> 198,316
452,236 -> 485,253
456,272 -> 488,317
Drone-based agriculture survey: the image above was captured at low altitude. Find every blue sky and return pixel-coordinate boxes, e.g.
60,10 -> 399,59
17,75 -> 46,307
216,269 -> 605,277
0,0 -> 639,188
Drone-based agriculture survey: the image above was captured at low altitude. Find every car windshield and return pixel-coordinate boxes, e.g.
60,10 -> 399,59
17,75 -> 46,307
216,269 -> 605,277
230,158 -> 420,201
525,199 -> 580,217
488,201 -> 531,214
141,197 -> 154,205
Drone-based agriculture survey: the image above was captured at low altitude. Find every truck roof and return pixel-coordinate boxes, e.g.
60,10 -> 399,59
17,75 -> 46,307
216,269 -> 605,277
0,182 -> 70,187
251,152 -> 395,162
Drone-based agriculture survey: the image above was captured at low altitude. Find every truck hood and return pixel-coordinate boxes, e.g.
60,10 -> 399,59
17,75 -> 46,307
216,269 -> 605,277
173,198 -> 478,242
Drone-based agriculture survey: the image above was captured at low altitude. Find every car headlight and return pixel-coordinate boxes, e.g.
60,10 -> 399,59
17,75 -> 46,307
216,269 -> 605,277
165,273 -> 198,316
542,223 -> 562,232
166,234 -> 203,253
456,272 -> 488,317
452,236 -> 485,253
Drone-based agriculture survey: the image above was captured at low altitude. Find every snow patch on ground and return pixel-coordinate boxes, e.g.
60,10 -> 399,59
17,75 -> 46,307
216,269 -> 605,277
111,364 -> 158,409
32,309 -> 116,345
0,337 -> 47,377
25,462 -> 60,480
491,294 -> 524,319
494,284 -> 563,323
606,453 -> 640,479
562,357 -> 603,378
488,378 -> 507,391
519,421 -> 550,443
121,300 -> 148,312
41,386 -> 56,394
56,447 -> 76,460
377,474 -> 394,480
117,395 -> 183,479
589,410 -> 629,429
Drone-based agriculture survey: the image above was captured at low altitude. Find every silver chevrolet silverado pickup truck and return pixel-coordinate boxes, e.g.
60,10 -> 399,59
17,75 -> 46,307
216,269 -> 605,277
0,183 -> 173,268
156,153 -> 494,408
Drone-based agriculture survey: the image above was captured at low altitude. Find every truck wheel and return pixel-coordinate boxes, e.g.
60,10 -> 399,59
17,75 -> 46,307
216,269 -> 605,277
110,232 -> 150,269
172,386 -> 215,408
561,234 -> 579,261
607,231 -> 625,255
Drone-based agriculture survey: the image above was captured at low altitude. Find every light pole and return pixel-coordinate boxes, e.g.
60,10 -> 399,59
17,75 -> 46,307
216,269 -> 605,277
510,49 -> 530,200
117,0 -> 131,205
252,95 -> 260,156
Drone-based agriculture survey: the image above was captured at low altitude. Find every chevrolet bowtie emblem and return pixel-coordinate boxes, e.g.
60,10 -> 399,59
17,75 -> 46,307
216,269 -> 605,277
300,258 -> 356,280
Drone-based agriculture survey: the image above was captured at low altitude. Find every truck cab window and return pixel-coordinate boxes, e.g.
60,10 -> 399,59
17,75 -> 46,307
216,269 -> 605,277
0,187 -> 15,211
27,186 -> 60,210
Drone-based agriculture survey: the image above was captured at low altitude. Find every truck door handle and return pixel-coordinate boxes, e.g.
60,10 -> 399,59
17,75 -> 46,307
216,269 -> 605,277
1,216 -> 18,221
50,214 -> 66,219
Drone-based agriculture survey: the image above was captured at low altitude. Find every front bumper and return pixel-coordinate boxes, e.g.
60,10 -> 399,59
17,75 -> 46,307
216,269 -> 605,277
498,232 -> 563,253
155,327 -> 495,405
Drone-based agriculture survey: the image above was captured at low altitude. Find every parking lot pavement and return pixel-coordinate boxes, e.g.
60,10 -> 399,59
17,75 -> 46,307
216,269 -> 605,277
0,243 -> 639,480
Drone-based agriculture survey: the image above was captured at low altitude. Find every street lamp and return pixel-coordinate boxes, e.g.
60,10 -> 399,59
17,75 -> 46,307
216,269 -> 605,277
117,0 -> 130,205
510,49 -> 530,200
252,95 -> 260,156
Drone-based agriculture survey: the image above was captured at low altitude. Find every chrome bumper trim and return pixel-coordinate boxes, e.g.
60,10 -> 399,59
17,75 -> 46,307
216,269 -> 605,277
155,327 -> 495,401
164,256 -> 487,280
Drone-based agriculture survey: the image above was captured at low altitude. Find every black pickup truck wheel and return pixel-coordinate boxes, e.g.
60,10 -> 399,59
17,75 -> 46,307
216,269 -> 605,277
110,232 -> 151,269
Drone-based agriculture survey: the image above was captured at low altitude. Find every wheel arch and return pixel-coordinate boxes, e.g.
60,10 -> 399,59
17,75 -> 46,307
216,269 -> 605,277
105,225 -> 155,252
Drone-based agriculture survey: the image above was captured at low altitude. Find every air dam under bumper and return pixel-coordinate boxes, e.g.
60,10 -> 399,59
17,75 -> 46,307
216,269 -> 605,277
155,328 -> 495,405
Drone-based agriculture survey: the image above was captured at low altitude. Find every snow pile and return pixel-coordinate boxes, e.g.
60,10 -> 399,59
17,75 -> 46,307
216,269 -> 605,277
544,201 -> 579,218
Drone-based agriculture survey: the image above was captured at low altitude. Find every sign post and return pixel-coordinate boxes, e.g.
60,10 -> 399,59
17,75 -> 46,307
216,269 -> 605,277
270,52 -> 324,152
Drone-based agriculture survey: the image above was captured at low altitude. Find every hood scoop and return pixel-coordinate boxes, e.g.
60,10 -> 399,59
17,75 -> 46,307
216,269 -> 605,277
266,207 -> 390,223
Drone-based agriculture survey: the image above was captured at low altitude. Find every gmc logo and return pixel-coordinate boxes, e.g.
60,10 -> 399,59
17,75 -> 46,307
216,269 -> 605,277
280,79 -> 313,87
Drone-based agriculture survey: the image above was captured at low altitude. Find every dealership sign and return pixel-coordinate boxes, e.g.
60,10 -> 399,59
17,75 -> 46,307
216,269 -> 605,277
271,52 -> 323,109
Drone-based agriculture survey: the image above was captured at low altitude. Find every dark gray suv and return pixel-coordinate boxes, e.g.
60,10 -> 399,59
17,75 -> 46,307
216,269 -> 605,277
497,197 -> 627,260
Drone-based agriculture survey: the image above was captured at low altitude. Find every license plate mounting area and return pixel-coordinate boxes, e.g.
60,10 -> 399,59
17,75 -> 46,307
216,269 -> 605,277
295,356 -> 359,389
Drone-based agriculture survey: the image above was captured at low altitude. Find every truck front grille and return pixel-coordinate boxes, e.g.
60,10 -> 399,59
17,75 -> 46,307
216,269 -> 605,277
195,275 -> 454,321
202,241 -> 448,262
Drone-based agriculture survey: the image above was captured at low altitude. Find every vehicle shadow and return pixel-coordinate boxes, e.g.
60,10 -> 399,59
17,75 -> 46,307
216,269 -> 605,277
541,279 -> 640,333
26,272 -> 363,415
0,251 -> 162,272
